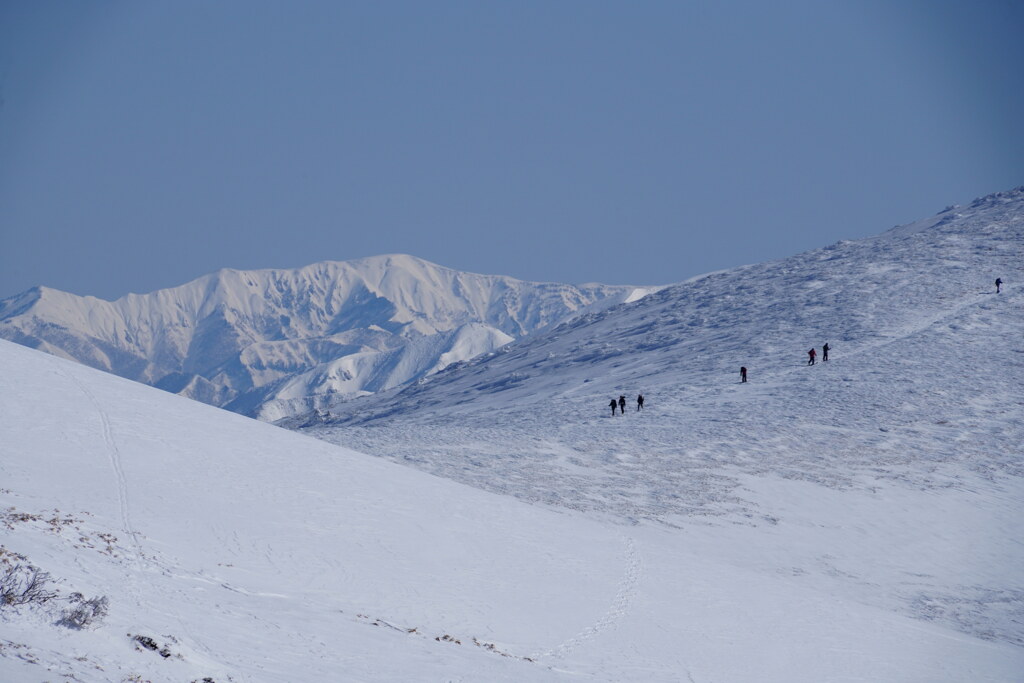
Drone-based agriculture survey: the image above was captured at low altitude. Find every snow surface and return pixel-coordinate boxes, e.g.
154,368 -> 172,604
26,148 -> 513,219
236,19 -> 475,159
0,255 -> 643,420
2,340 -> 1022,682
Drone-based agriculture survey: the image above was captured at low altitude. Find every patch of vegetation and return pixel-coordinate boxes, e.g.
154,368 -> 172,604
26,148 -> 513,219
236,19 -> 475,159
59,593 -> 110,629
0,545 -> 29,567
1,556 -> 110,631
0,564 -> 57,607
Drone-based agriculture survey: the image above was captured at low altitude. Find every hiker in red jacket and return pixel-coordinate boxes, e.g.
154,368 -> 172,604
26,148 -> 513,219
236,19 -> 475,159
807,348 -> 816,365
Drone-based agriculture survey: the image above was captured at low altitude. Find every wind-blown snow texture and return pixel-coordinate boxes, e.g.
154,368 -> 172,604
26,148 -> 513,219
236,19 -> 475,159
0,254 -> 641,421
299,189 -> 1024,652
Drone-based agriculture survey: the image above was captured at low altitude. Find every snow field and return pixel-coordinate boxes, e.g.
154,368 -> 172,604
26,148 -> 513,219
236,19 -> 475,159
3,334 -> 1023,680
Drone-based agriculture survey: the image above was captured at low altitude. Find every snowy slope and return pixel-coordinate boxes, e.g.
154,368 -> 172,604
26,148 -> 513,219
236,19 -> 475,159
3,341 -> 1023,681
0,254 -> 641,420
297,189 -> 1024,650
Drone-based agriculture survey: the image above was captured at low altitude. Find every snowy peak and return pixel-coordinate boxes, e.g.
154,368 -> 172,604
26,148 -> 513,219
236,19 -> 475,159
878,186 -> 1024,239
966,184 -> 1024,208
0,254 -> 640,418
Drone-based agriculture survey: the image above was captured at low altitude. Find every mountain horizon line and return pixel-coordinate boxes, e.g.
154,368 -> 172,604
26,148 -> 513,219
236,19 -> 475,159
4,252 -> 658,303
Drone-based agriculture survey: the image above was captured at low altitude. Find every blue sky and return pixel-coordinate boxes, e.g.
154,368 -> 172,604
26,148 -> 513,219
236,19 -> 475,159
1,1 -> 1022,299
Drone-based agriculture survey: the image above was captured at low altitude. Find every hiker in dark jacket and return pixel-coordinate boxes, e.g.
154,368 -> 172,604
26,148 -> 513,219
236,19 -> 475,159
808,348 -> 816,365
637,394 -> 645,411
618,395 -> 627,414
609,398 -> 617,416
996,277 -> 1002,293
822,343 -> 830,362
740,366 -> 747,382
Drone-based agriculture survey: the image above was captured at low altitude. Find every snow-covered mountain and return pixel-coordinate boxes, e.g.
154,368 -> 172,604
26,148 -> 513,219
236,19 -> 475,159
302,189 -> 1024,429
294,188 -> 1024,651
0,254 -> 644,420
3,337 -> 1023,682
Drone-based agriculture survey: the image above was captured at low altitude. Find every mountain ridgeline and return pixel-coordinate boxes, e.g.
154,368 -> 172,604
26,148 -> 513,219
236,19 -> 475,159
299,188 -> 1024,428
0,254 -> 646,420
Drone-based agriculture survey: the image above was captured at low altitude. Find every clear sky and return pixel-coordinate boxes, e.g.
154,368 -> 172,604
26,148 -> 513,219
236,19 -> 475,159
1,0 -> 1022,300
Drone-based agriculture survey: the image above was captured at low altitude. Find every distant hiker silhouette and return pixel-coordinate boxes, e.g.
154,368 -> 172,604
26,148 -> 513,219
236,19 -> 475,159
609,399 -> 618,416
822,343 -> 830,362
807,348 -> 816,365
637,394 -> 645,411
996,277 -> 1002,293
618,396 -> 627,414
740,366 -> 747,383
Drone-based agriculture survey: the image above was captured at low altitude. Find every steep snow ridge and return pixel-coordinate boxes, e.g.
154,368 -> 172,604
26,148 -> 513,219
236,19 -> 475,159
3,339 -> 1022,682
0,254 -> 640,418
299,188 -> 1024,648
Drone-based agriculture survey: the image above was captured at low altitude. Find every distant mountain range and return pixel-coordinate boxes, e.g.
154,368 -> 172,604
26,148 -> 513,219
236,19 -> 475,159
0,254 -> 651,420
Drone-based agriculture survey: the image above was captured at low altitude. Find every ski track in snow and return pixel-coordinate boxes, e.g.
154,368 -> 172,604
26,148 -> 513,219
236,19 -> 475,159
532,535 -> 643,662
51,357 -> 230,671
54,361 -> 141,563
